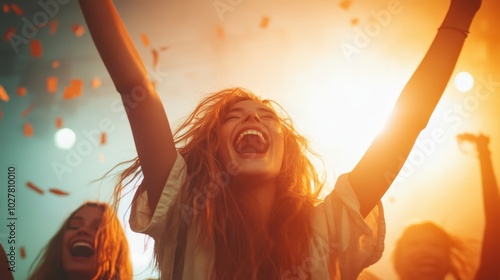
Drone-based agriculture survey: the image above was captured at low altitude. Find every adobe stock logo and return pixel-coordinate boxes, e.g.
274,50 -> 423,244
340,0 -> 409,62
9,0 -> 71,53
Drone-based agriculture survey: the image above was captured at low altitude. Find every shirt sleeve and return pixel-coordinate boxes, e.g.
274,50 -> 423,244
310,173 -> 386,280
129,152 -> 188,239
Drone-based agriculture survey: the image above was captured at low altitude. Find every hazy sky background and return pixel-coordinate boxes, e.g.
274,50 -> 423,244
1,0 -> 499,279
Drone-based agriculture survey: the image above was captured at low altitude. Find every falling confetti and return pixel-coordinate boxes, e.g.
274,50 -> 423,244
72,24 -> 85,37
91,77 -> 101,89
3,3 -> 9,13
98,153 -> 105,163
152,49 -> 159,68
3,27 -> 15,42
21,103 -> 35,118
141,33 -> 150,47
0,110 -> 3,122
215,25 -> 225,39
24,122 -> 34,137
17,86 -> 27,96
10,3 -> 22,16
30,39 -> 42,58
62,79 -> 83,99
159,46 -> 170,51
260,16 -> 270,29
26,181 -> 44,195
47,77 -> 58,93
55,117 -> 63,129
49,188 -> 69,196
339,0 -> 352,10
49,20 -> 58,35
20,247 -> 26,259
351,18 -> 359,26
100,132 -> 106,145
52,60 -> 60,69
0,85 -> 9,102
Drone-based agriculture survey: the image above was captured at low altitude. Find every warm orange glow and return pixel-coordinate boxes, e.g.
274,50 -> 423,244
47,77 -> 58,93
454,71 -> 474,92
62,79 -> 83,99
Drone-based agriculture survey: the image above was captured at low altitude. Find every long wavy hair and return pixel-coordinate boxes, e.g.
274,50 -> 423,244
392,221 -> 474,280
28,202 -> 132,280
116,87 -> 325,279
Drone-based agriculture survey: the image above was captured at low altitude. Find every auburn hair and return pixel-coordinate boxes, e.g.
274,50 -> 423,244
116,87 -> 325,279
28,202 -> 132,280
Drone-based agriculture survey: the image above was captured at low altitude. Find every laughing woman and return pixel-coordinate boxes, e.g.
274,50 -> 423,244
78,0 -> 482,279
28,202 -> 132,280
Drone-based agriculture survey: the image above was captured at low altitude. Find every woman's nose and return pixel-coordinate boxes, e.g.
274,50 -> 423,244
76,225 -> 94,236
243,112 -> 261,123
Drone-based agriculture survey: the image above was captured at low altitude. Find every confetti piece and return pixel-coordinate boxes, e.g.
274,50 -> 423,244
17,86 -> 27,96
21,103 -> 35,118
141,33 -> 150,47
339,0 -> 352,10
351,18 -> 359,26
98,153 -> 105,163
3,27 -> 15,42
0,85 -> 9,102
10,3 -> 23,16
52,60 -> 59,69
47,77 -> 58,93
260,16 -> 270,29
26,181 -> 44,194
20,247 -> 26,259
0,110 -> 3,122
72,24 -> 85,37
215,25 -> 225,39
100,132 -> 106,145
55,117 -> 63,129
49,188 -> 69,196
91,77 -> 101,89
3,3 -> 10,13
159,46 -> 170,52
152,49 -> 159,68
49,20 -> 58,35
24,122 -> 34,137
62,79 -> 83,99
30,39 -> 42,58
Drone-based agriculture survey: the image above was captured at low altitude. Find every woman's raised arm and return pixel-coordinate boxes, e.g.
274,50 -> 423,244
348,0 -> 482,217
78,0 -> 177,212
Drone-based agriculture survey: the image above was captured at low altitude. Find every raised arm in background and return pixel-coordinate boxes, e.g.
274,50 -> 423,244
348,0 -> 482,217
78,0 -> 177,212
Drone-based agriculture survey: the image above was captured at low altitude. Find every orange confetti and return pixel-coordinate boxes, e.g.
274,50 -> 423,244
30,39 -> 42,58
55,117 -> 63,129
3,27 -> 15,42
215,25 -> 225,39
10,3 -> 23,16
49,20 -> 59,35
21,104 -> 35,118
159,46 -> 170,51
20,247 -> 26,259
24,122 -> 34,137
26,181 -> 44,194
98,153 -> 105,163
72,24 -> 85,37
152,49 -> 159,68
351,18 -> 359,26
52,60 -> 60,69
3,3 -> 10,13
141,33 -> 150,47
91,77 -> 101,89
339,0 -> 352,10
49,188 -> 69,196
62,79 -> 83,99
0,85 -> 9,102
100,132 -> 106,145
17,86 -> 27,96
47,77 -> 58,93
260,16 -> 270,29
